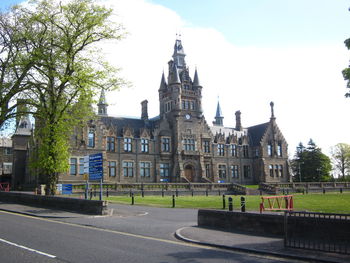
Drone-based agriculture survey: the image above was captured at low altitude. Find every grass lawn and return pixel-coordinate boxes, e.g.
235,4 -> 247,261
105,193 -> 350,214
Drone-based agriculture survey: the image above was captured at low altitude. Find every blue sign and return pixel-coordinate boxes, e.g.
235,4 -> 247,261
62,184 -> 73,195
89,153 -> 103,181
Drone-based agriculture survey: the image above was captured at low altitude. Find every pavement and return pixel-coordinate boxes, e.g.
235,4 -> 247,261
0,202 -> 349,263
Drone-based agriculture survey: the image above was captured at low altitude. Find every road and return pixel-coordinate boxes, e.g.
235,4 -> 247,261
0,205 -> 298,263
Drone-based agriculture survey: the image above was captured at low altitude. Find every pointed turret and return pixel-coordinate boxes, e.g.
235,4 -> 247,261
159,71 -> 167,91
97,89 -> 108,116
193,68 -> 201,87
169,63 -> 181,84
213,100 -> 224,126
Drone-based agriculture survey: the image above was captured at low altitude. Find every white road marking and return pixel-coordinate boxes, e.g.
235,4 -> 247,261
0,237 -> 56,258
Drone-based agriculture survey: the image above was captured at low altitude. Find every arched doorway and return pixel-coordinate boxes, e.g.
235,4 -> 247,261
184,165 -> 195,182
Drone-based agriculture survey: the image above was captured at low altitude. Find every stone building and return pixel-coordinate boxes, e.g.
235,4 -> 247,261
62,39 -> 291,185
0,137 -> 13,183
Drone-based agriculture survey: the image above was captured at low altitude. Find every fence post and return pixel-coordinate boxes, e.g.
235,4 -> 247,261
241,196 -> 246,212
161,188 -> 164,197
228,197 -> 233,211
340,188 -> 343,194
222,195 -> 226,209
176,188 -> 178,197
172,194 -> 175,208
131,193 -> 134,205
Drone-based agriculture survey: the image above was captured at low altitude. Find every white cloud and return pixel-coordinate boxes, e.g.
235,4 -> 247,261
100,0 -> 350,156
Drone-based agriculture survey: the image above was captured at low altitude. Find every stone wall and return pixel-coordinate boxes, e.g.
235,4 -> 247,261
198,209 -> 285,236
0,191 -> 109,215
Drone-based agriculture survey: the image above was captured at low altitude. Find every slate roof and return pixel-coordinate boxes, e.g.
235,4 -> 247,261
247,122 -> 269,146
100,116 -> 157,138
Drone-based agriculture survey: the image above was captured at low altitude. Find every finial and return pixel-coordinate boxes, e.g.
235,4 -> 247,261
270,101 -> 275,119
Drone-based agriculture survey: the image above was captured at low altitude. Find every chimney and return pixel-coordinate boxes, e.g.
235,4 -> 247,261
235,110 -> 242,131
141,100 -> 148,121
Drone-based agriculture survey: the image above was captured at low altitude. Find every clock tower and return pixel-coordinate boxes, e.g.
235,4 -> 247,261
157,38 -> 210,183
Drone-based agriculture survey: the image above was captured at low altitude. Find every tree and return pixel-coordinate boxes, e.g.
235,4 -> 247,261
343,38 -> 350,98
291,139 -> 332,182
330,143 -> 350,179
13,0 -> 125,194
0,7 -> 37,129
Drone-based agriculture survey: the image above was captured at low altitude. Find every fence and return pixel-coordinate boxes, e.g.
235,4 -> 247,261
284,211 -> 350,254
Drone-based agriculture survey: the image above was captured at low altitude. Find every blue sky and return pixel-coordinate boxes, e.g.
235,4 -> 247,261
1,0 -> 350,157
151,0 -> 350,47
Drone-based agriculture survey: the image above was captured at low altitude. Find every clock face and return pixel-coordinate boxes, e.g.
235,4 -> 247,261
185,114 -> 191,120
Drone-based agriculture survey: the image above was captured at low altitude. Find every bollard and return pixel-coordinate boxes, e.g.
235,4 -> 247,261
106,187 -> 109,198
162,188 -> 164,197
241,196 -> 246,212
228,197 -> 233,211
323,188 -> 326,194
340,188 -> 343,194
131,193 -> 134,205
206,189 -> 208,196
172,194 -> 175,208
222,195 -> 226,209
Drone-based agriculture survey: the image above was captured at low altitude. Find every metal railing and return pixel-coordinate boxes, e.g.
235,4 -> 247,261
284,211 -> 350,254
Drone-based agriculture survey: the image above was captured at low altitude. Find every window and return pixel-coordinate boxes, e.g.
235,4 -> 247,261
275,165 -> 279,177
183,138 -> 195,151
269,165 -> 274,177
182,99 -> 195,110
123,161 -> 134,177
107,136 -> 115,152
218,164 -> 226,178
109,161 -> 116,177
268,143 -> 273,157
165,101 -> 172,113
160,163 -> 170,177
230,165 -> 239,178
243,165 -> 251,178
141,138 -> 149,153
161,138 -> 170,152
243,145 -> 249,157
203,141 -> 210,153
277,142 -> 282,157
230,144 -> 237,157
140,162 -> 151,177
124,138 -> 132,152
88,129 -> 95,148
217,144 -> 225,156
205,164 -> 210,177
279,165 -> 283,177
70,158 -> 77,175
79,158 -> 84,175
4,148 -> 12,155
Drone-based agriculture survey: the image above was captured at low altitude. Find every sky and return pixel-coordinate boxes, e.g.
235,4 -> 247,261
1,0 -> 350,157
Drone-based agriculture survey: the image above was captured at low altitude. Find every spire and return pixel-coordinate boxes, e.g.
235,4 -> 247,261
270,101 -> 275,120
170,63 -> 181,84
159,71 -> 167,91
97,89 -> 108,116
172,38 -> 186,69
213,100 -> 224,126
193,68 -> 201,87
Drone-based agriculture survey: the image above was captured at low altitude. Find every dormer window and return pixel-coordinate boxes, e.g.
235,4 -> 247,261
124,138 -> 132,152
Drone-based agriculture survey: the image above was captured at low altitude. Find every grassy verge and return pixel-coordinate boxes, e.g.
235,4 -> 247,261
105,193 -> 350,214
